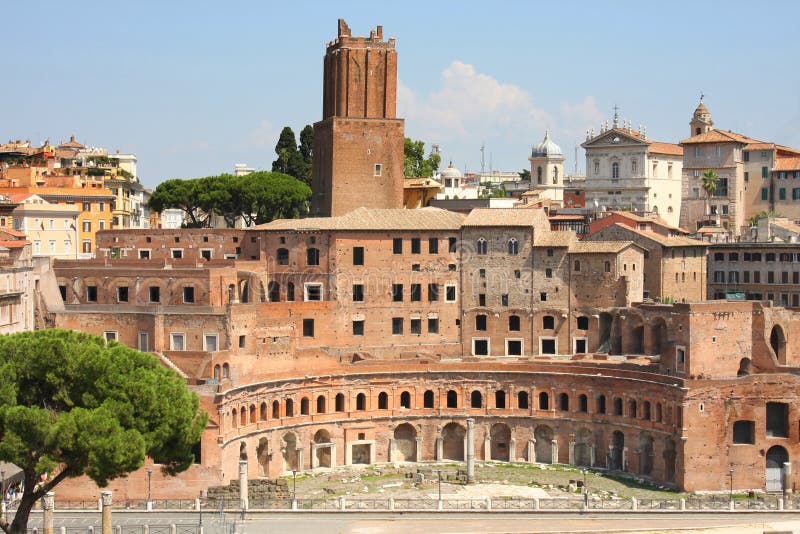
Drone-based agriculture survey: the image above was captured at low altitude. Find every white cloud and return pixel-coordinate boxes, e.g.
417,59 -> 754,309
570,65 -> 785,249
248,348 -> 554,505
398,61 -> 604,171
243,119 -> 279,150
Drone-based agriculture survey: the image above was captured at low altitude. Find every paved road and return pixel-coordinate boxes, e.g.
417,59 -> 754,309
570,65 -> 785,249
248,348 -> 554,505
13,511 -> 800,534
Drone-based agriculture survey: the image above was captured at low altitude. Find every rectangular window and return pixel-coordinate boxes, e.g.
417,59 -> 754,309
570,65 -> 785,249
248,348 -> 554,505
506,339 -> 523,356
82,220 -> 91,232
732,421 -> 755,444
501,294 -> 509,306
410,284 -> 421,302
479,293 -> 486,306
410,318 -> 421,335
779,188 -> 787,201
117,286 -> 129,303
428,238 -> 438,254
86,286 -> 98,302
139,249 -> 150,259
392,317 -> 403,335
693,146 -> 699,157
392,284 -> 404,302
352,320 -> 364,336
183,287 -> 195,303
302,319 -> 315,337
475,314 -> 487,331
762,166 -> 769,179
352,284 -> 364,302
239,335 -> 246,348
304,283 -> 323,301
754,271 -> 761,283
170,333 -> 185,351
428,318 -> 439,334
393,238 -> 403,254
766,402 -> 789,437
374,163 -> 382,177
203,334 -> 218,352
445,284 -> 456,302
411,238 -> 421,254
428,283 -> 439,301
768,271 -> 775,284
472,338 -> 489,356
762,188 -> 769,201
676,346 -> 686,371
793,188 -> 800,201
744,171 -> 749,182
448,237 -> 457,253
743,151 -> 750,162
149,286 -> 160,303
353,246 -> 364,265
171,249 -> 183,259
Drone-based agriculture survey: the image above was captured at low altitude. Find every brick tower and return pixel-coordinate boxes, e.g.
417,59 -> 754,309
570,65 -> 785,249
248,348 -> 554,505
311,19 -> 405,217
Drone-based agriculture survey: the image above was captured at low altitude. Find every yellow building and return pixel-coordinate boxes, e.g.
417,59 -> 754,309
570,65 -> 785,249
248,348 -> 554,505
9,193 -> 80,259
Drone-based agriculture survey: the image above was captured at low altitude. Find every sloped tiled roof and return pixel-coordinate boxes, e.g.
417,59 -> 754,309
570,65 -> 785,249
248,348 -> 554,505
605,223 -> 707,247
462,208 -> 549,228
770,219 -> 800,234
533,231 -> 577,247
647,142 -> 683,156
257,206 -> 465,231
774,158 -> 800,171
680,130 -> 759,145
568,241 -> 634,254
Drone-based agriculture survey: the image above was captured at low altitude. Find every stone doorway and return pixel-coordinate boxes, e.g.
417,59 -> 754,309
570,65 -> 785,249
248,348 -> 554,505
442,422 -> 466,461
490,423 -> 511,461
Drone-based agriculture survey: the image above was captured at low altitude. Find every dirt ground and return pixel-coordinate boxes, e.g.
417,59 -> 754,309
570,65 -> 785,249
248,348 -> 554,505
285,461 -> 688,501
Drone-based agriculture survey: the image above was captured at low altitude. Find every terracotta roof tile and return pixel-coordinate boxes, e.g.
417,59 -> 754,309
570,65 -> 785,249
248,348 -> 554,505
680,130 -> 759,145
647,142 -> 683,156
568,241 -> 634,254
606,224 -> 707,247
533,231 -> 577,247
257,206 -> 465,232
774,158 -> 800,171
462,208 -> 549,228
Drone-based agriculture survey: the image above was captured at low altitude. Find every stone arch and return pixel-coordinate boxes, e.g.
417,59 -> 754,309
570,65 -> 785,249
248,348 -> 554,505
626,314 -> 645,354
767,445 -> 789,492
663,438 -> 676,482
490,423 -> 512,461
424,390 -> 435,408
335,393 -> 345,412
313,429 -> 332,468
534,425 -> 554,464
393,423 -> 417,462
222,363 -> 230,379
650,317 -> 668,356
446,390 -> 458,408
574,427 -> 592,467
558,392 -> 569,411
598,312 -> 613,353
378,391 -> 389,410
239,280 -> 251,303
268,281 -> 280,302
609,430 -> 625,470
240,407 -> 247,426
256,437 -> 269,477
495,390 -> 506,409
442,422 -> 466,461
300,397 -> 310,415
282,432 -> 299,471
213,365 -> 220,380
231,407 -> 237,428
518,391 -> 529,409
638,432 -> 655,476
655,402 -> 663,422
316,395 -> 326,414
470,390 -> 483,408
539,391 -> 550,410
356,392 -> 366,410
285,398 -> 294,417
259,402 -> 267,421
770,325 -> 787,364
399,391 -> 411,409
272,400 -> 280,419
239,441 -> 248,460
738,357 -> 752,377
248,404 -> 256,424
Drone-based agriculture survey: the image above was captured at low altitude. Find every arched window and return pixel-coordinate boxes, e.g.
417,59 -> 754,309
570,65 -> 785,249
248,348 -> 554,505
231,408 -> 237,428
316,395 -> 326,414
578,394 -> 588,413
509,315 -> 521,331
335,393 -> 345,412
287,282 -> 295,302
249,405 -> 255,424
277,248 -> 289,265
613,397 -> 623,416
553,166 -> 559,183
356,393 -> 366,411
536,166 -> 543,184
306,247 -> 319,266
643,401 -> 651,420
424,390 -> 435,408
518,391 -> 529,409
378,391 -> 389,410
508,238 -> 519,255
400,391 -> 411,409
272,400 -> 280,419
495,390 -> 506,409
300,397 -> 310,415
285,398 -> 294,417
222,363 -> 230,378
447,390 -> 458,408
213,365 -> 220,380
628,399 -> 637,418
576,316 -> 589,330
539,391 -> 549,410
559,393 -> 569,411
604,261 -> 611,273
260,403 -> 268,421
477,238 -> 487,255
574,260 -> 581,272
655,402 -> 663,422
470,390 -> 483,408
542,315 -> 555,329
597,394 -> 606,414
612,161 -> 620,178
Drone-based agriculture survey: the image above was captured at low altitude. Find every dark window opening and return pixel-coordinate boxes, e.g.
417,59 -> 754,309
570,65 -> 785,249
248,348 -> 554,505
302,318 -> 314,337
518,391 -> 529,409
393,238 -> 403,254
559,393 -> 569,411
424,390 -> 435,408
539,392 -> 549,410
470,390 -> 482,408
766,402 -> 789,437
378,392 -> 388,410
733,420 -> 755,444
475,314 -> 487,331
353,246 -> 364,265
495,390 -> 506,409
446,390 -> 458,408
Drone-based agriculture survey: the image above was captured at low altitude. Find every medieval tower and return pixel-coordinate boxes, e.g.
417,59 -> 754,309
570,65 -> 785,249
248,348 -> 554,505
310,19 -> 405,216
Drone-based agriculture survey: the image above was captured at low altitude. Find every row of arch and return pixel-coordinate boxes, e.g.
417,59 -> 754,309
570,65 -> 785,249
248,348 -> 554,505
222,388 -> 679,432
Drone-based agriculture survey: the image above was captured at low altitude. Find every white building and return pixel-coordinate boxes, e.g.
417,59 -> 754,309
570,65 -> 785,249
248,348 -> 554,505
582,112 -> 684,227
435,161 -> 479,200
528,131 -> 565,204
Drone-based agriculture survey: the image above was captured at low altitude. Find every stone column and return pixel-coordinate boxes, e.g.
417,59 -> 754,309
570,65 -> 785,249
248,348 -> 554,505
528,439 -> 536,463
466,418 -> 475,483
330,444 -> 337,469
622,447 -> 628,472
217,409 -> 225,439
101,491 -> 112,534
297,448 -> 305,471
784,461 -> 793,509
590,445 -> 597,467
415,437 -> 423,463
239,459 -> 248,511
568,441 -> 575,466
551,440 -> 558,464
509,438 -> 516,463
388,438 -> 396,463
483,435 -> 491,461
436,437 -> 443,461
42,491 -> 54,534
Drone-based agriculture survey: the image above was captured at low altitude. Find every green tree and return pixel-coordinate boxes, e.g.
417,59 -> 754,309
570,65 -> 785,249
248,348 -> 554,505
148,179 -> 210,227
0,329 -> 207,534
297,125 -> 314,185
518,169 -> 531,181
239,171 -> 311,225
701,169 -> 719,216
272,126 -> 313,185
403,138 -> 440,178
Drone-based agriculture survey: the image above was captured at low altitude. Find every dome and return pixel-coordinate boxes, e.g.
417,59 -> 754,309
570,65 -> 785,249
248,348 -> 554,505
531,131 -> 563,158
694,100 -> 710,117
440,161 -> 462,179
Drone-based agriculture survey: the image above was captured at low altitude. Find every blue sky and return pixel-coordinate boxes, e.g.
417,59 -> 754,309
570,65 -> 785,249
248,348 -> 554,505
3,1 -> 800,188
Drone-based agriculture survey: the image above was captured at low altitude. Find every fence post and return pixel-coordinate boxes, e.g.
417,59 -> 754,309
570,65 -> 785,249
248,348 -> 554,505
339,496 -> 345,510
291,499 -> 297,511
778,496 -> 784,511
533,498 -> 539,511
389,498 -> 395,511
486,497 -> 491,511
680,498 -> 686,511
437,498 -> 443,511
631,497 -> 638,511
115,526 -> 121,534
60,527 -> 66,534
729,499 -> 735,511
